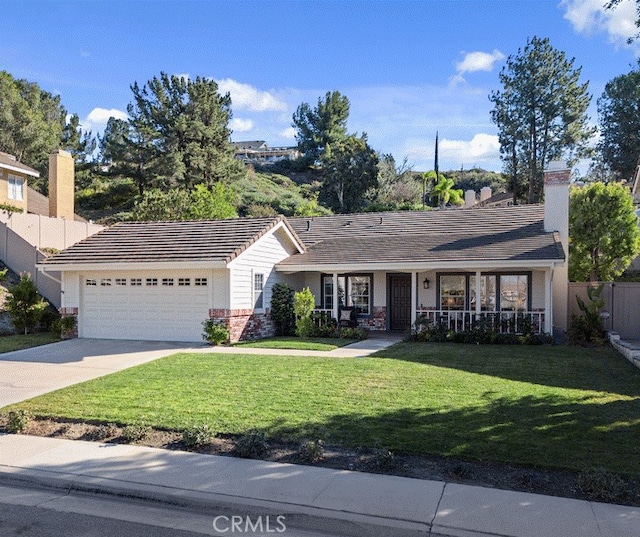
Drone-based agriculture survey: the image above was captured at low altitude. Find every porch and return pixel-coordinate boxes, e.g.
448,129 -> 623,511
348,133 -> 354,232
303,268 -> 553,335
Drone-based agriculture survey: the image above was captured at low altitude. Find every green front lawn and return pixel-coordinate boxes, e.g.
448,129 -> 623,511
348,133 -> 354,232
0,333 -> 60,354
234,336 -> 357,351
6,342 -> 640,475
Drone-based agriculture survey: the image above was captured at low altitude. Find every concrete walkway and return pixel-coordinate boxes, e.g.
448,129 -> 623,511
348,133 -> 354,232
0,434 -> 638,537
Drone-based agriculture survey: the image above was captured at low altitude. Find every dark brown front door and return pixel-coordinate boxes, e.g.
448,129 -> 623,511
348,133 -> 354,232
389,274 -> 412,331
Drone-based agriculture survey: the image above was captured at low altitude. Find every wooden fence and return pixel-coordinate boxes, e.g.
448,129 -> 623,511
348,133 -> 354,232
568,282 -> 640,339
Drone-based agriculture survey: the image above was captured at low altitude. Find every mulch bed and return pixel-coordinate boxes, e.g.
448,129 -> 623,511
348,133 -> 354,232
3,417 -> 639,507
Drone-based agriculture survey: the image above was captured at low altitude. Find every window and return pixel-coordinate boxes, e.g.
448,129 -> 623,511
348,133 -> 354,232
8,175 -> 24,201
438,273 -> 530,312
85,279 -> 97,286
178,278 -> 191,286
100,278 -> 112,286
146,278 -> 158,286
349,275 -> 371,315
115,278 -> 127,286
130,278 -> 142,286
322,274 -> 371,315
440,275 -> 466,310
469,275 -> 496,311
254,273 -> 264,309
500,274 -> 528,311
195,278 -> 207,286
162,278 -> 174,286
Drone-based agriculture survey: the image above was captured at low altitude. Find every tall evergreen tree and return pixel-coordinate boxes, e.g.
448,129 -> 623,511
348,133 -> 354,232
597,68 -> 640,181
101,73 -> 245,194
489,37 -> 594,203
292,91 -> 350,164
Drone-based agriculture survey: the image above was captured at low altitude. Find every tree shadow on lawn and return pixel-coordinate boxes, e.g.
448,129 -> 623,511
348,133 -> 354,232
372,342 -> 640,396
265,393 -> 640,475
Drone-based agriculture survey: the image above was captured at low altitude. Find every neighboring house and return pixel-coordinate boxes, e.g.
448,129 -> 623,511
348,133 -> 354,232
0,150 -> 103,307
233,141 -> 300,165
38,164 -> 570,343
0,152 -> 38,213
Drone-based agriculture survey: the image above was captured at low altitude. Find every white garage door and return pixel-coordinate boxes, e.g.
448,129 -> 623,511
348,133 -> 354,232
80,274 -> 210,342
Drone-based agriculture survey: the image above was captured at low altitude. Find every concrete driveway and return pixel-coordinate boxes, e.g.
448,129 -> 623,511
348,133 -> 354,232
0,339 -> 202,408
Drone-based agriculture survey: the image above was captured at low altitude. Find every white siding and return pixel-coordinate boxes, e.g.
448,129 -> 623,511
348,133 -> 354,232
228,225 -> 300,311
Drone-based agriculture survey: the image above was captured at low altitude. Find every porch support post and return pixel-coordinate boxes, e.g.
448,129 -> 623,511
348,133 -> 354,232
411,271 -> 417,326
332,272 -> 339,321
544,267 -> 554,334
474,270 -> 482,318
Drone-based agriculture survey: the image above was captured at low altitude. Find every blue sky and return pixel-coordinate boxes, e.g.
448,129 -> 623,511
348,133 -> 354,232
2,0 -> 639,172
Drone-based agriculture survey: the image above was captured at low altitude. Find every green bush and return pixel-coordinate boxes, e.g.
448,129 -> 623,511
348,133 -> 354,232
294,287 -> 316,337
202,319 -> 230,345
568,285 -> 607,346
182,424 -> 214,448
5,274 -> 48,334
270,283 -> 296,336
121,420 -> 151,443
234,430 -> 269,458
5,409 -> 31,433
339,327 -> 367,340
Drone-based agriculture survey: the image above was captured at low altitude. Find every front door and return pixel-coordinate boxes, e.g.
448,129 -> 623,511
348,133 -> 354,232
389,274 -> 412,331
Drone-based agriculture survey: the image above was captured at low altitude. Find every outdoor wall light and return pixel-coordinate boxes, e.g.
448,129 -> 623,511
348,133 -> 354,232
423,278 -> 430,289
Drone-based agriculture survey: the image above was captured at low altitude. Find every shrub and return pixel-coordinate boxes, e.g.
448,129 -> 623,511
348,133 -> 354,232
299,438 -> 325,463
339,327 -> 367,340
182,424 -> 214,448
234,430 -> 269,458
270,283 -> 296,336
202,319 -> 230,345
294,287 -> 316,337
51,315 -> 77,339
5,409 -> 31,433
121,420 -> 151,443
568,285 -> 607,346
5,273 -> 48,334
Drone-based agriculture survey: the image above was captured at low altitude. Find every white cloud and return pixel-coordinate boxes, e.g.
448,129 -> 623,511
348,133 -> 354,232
216,78 -> 287,112
85,107 -> 128,125
279,126 -> 297,139
229,118 -> 254,132
405,133 -> 501,170
561,0 -> 638,47
456,50 -> 505,74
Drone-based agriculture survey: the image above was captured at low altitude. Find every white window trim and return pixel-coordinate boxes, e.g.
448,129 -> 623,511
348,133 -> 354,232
253,271 -> 264,311
8,174 -> 24,201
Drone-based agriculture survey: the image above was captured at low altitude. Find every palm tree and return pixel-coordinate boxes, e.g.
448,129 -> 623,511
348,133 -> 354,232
424,171 -> 464,208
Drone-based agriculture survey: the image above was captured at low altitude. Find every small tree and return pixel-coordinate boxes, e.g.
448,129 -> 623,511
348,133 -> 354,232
270,283 -> 295,336
5,273 -> 48,334
569,182 -> 640,282
293,287 -> 315,337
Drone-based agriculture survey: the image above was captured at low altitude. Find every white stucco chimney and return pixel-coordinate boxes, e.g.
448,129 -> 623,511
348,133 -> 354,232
480,186 -> 492,203
543,160 -> 571,335
464,189 -> 476,208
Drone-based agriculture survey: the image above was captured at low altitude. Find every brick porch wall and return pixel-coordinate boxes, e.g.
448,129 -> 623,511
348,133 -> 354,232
357,306 -> 386,331
209,308 -> 276,343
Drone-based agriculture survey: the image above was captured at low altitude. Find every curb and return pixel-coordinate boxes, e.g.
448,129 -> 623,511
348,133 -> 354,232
0,466 -> 436,537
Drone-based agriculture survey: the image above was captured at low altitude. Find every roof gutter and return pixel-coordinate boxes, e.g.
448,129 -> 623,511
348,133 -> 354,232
37,260 -> 229,272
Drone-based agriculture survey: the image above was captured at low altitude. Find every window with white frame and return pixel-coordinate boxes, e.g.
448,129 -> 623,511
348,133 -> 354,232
8,175 -> 24,201
253,273 -> 264,309
438,273 -> 530,312
322,274 -> 371,315
130,278 -> 142,286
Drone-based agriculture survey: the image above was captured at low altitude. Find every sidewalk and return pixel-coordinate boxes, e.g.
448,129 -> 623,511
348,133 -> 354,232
0,434 -> 638,537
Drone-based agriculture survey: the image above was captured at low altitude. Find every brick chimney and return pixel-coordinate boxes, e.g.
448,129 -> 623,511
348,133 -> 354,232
543,160 -> 571,335
49,149 -> 74,219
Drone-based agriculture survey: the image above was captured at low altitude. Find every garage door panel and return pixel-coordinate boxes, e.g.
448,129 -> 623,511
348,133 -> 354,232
80,275 -> 210,342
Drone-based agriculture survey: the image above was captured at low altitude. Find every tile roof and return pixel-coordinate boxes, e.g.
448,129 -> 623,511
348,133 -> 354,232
40,216 -> 300,266
0,153 -> 40,177
279,205 -> 564,267
27,187 -> 87,223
